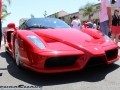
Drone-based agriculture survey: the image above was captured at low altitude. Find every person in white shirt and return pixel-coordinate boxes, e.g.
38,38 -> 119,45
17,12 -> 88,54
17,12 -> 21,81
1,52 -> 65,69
93,21 -> 97,29
71,16 -> 79,30
76,16 -> 81,30
99,0 -> 112,35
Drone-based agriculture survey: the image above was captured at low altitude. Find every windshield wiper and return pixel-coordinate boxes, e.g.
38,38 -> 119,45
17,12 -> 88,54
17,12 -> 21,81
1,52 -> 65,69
29,25 -> 54,29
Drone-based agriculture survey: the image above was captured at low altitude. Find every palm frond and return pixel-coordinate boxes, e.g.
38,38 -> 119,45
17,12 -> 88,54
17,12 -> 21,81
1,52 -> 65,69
2,12 -> 11,19
2,4 -> 7,9
2,8 -> 8,13
82,2 -> 98,19
5,0 -> 11,5
1,1 -> 11,22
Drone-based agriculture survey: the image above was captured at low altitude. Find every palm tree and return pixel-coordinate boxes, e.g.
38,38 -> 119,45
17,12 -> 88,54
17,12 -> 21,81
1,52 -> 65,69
81,2 -> 99,21
1,0 -> 11,22
1,2 -> 11,21
5,0 -> 11,4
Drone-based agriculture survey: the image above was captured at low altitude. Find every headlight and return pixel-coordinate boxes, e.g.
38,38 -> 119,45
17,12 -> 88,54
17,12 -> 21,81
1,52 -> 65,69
27,36 -> 46,49
99,32 -> 105,36
99,32 -> 113,42
104,35 -> 113,42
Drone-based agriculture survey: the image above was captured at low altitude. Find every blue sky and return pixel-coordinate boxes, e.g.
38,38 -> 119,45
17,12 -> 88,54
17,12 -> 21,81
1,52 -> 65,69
3,0 -> 100,27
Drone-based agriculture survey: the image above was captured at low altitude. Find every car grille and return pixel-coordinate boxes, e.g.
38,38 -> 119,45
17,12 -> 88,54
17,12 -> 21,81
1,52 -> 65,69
105,49 -> 118,60
86,56 -> 106,67
45,56 -> 79,68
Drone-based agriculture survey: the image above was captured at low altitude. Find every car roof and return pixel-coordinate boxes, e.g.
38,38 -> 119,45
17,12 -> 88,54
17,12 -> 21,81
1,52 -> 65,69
27,17 -> 59,21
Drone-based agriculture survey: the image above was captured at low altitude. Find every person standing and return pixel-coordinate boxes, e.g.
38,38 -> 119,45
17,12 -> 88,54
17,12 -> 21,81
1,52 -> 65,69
0,0 -> 2,76
71,16 -> 79,30
76,16 -> 81,30
99,0 -> 112,35
0,0 -> 2,48
87,21 -> 93,28
97,22 -> 100,30
93,21 -> 97,29
116,0 -> 120,8
111,8 -> 120,44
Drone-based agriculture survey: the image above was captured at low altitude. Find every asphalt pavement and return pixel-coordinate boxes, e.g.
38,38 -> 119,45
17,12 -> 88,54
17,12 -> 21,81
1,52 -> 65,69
0,43 -> 120,90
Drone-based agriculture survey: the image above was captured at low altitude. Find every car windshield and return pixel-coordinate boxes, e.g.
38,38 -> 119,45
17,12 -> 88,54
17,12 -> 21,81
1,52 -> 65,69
26,18 -> 71,29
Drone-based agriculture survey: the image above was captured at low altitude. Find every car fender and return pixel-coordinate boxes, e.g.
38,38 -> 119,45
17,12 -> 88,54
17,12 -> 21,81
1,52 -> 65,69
16,30 -> 48,52
81,28 -> 103,39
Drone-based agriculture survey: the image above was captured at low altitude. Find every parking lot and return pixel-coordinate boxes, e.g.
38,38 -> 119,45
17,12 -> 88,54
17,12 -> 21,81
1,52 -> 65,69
0,45 -> 120,90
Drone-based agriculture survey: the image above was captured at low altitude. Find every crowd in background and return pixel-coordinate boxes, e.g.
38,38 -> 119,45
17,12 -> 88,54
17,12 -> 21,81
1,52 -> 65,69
70,15 -> 98,30
70,0 -> 120,45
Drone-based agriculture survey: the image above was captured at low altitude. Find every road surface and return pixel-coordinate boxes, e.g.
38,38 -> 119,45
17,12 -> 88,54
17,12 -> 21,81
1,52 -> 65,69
0,45 -> 120,90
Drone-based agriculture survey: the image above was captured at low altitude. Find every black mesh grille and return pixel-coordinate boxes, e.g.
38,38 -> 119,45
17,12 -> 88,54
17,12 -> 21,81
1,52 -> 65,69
45,56 -> 79,68
86,56 -> 106,67
105,49 -> 118,59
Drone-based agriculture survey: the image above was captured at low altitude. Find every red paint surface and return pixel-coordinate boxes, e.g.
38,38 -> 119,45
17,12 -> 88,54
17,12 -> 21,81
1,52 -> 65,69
4,24 -> 119,73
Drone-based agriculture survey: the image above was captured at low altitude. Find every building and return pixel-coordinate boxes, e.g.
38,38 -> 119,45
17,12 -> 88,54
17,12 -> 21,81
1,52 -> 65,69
2,27 -> 8,32
61,12 -> 79,25
61,2 -> 120,25
16,2 -> 120,28
79,2 -> 120,24
47,10 -> 69,18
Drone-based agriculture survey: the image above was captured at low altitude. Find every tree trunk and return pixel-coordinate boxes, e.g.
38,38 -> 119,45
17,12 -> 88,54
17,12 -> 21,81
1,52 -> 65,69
88,14 -> 91,21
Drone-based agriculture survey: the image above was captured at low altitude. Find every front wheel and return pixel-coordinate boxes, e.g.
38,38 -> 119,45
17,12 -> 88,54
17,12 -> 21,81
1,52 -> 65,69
14,38 -> 21,68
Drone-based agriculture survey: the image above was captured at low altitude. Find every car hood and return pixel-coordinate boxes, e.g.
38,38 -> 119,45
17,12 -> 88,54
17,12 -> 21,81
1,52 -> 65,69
32,28 -> 106,47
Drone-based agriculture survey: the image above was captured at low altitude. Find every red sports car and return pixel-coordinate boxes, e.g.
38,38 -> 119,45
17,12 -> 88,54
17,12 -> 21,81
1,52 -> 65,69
4,18 -> 119,73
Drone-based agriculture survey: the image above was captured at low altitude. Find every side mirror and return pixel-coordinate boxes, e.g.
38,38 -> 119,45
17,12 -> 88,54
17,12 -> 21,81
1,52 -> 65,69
7,23 -> 17,32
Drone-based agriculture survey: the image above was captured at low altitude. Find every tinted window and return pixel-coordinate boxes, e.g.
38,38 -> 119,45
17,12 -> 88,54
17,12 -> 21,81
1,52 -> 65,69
26,18 -> 71,29
19,21 -> 27,30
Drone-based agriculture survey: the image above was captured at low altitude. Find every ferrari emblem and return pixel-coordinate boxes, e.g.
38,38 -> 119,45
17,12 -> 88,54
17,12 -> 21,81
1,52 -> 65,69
94,48 -> 98,50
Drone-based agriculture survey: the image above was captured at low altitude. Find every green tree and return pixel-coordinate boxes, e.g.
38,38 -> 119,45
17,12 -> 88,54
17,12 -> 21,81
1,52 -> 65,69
30,14 -> 35,18
64,18 -> 69,24
80,2 -> 99,21
1,0 -> 11,22
43,10 -> 47,17
5,0 -> 11,4
1,2 -> 11,22
53,13 -> 58,18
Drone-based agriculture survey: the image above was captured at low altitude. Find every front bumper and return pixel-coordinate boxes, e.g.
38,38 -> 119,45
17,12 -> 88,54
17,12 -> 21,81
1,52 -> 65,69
22,44 -> 119,73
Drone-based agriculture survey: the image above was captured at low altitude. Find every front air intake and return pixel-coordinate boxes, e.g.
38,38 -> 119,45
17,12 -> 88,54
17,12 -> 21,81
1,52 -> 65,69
105,49 -> 118,60
86,56 -> 106,67
45,56 -> 79,68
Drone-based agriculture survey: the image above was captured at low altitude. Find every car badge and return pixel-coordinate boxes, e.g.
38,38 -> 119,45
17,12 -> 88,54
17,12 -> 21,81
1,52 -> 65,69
94,48 -> 98,50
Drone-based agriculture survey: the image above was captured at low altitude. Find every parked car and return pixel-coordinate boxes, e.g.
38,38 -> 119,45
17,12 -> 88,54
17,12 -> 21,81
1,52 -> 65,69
3,18 -> 119,73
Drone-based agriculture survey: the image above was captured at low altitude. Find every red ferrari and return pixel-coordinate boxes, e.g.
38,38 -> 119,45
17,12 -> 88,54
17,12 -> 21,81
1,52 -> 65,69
4,18 -> 119,73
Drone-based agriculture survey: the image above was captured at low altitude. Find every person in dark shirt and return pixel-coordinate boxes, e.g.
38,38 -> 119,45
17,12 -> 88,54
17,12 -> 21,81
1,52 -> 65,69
87,22 -> 93,28
111,8 -> 120,44
0,0 -> 2,76
0,0 -> 2,48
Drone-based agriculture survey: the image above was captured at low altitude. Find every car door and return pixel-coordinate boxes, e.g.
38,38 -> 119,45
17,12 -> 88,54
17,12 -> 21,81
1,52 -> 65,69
17,22 -> 30,65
